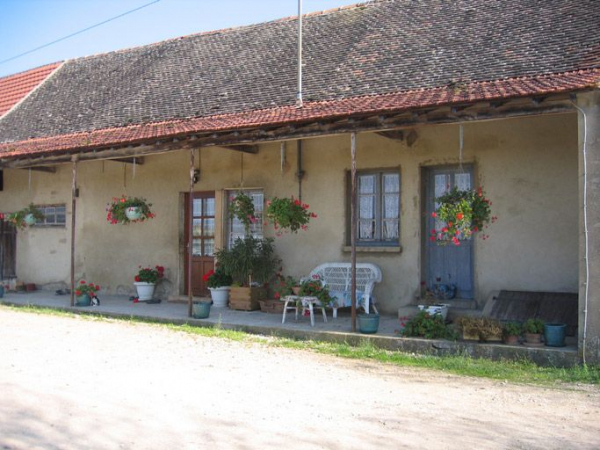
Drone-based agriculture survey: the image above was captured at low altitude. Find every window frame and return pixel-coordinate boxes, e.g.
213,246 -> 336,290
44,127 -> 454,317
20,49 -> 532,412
346,168 -> 401,247
224,188 -> 264,249
33,204 -> 67,228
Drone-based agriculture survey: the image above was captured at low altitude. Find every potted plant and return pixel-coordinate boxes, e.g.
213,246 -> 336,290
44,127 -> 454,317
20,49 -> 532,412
228,192 -> 257,234
503,321 -> 522,345
203,267 -> 232,308
106,195 -> 155,224
261,274 -> 299,314
214,236 -> 279,310
430,187 -> 497,246
133,265 -> 165,301
455,316 -> 483,341
401,311 -> 457,339
75,280 -> 100,307
455,316 -> 503,342
479,318 -> 503,342
266,196 -> 317,235
7,204 -> 45,229
522,318 -> 545,346
298,275 -> 335,307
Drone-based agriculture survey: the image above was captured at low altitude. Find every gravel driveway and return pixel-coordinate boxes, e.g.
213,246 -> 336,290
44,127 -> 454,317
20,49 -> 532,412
1,307 -> 599,450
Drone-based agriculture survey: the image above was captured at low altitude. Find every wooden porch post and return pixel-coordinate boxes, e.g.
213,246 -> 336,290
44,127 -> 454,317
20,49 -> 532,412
69,156 -> 78,307
187,149 -> 195,317
350,133 -> 357,332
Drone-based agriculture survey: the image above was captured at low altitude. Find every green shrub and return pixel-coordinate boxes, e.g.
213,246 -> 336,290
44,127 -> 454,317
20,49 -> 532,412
402,311 -> 457,340
503,321 -> 522,337
523,318 -> 544,334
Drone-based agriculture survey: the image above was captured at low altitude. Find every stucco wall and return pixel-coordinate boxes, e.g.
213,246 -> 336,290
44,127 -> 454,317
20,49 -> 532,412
0,113 -> 579,313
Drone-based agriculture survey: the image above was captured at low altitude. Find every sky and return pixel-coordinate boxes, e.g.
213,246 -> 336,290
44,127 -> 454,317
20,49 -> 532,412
0,0 -> 358,78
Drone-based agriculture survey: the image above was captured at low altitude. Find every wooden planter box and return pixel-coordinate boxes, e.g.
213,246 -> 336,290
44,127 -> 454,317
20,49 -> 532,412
229,287 -> 266,311
461,331 -> 480,342
259,299 -> 285,314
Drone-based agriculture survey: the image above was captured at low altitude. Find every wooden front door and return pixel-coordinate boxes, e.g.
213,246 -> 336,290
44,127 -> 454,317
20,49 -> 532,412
184,192 -> 215,296
424,166 -> 474,299
0,219 -> 16,279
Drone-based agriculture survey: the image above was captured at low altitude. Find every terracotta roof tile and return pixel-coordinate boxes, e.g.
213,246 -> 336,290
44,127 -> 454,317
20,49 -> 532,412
1,68 -> 597,159
0,62 -> 61,117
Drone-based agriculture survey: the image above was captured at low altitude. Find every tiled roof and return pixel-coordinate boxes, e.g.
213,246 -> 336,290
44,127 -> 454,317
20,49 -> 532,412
0,0 -> 599,159
0,62 -> 61,117
1,68 -> 598,159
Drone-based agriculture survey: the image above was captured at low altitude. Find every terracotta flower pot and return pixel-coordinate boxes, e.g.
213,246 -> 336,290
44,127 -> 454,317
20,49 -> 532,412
524,332 -> 543,347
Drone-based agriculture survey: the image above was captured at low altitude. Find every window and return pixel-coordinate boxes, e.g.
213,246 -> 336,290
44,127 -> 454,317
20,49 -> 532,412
349,170 -> 400,246
226,189 -> 264,248
35,204 -> 67,227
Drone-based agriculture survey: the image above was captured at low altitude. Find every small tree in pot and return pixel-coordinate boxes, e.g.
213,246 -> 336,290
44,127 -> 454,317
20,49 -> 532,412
503,322 -> 522,345
522,318 -> 545,346
214,236 -> 280,310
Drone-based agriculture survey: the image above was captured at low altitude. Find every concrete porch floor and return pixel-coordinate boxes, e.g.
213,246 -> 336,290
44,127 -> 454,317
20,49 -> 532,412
0,291 -> 401,335
1,290 -> 580,367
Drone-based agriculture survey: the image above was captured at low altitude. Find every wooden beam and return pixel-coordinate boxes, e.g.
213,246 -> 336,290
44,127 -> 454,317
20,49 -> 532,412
0,95 -> 575,169
223,145 -> 258,154
350,133 -> 357,333
376,130 -> 404,141
187,149 -> 194,318
70,156 -> 78,308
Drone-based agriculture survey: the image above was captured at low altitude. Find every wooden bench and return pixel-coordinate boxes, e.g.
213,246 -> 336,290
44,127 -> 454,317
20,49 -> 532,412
308,263 -> 382,318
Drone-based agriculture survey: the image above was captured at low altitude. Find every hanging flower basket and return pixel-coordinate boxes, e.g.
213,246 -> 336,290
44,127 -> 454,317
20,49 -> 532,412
228,192 -> 257,234
106,195 -> 155,224
266,196 -> 317,236
6,204 -> 45,230
430,187 -> 497,246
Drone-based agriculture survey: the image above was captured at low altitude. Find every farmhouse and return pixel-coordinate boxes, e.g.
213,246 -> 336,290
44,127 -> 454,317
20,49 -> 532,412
0,0 -> 599,362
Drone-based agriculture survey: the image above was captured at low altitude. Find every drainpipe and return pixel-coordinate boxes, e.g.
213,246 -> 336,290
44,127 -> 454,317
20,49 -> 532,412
296,140 -> 305,200
296,0 -> 303,108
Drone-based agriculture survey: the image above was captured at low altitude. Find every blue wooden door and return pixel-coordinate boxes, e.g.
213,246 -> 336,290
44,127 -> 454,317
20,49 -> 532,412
425,166 -> 474,299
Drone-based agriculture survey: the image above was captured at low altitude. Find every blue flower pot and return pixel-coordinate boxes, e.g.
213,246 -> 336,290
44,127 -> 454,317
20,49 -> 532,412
75,294 -> 91,307
192,301 -> 212,319
358,313 -> 380,334
544,323 -> 566,347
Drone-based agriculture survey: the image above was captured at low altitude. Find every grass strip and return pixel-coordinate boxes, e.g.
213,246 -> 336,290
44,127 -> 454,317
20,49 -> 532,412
4,304 -> 599,387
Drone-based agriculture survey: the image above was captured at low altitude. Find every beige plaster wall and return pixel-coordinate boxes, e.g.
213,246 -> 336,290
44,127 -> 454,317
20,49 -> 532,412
0,113 -> 579,312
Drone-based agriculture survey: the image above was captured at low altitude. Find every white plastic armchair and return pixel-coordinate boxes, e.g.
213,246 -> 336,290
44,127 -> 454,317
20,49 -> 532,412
308,262 -> 382,318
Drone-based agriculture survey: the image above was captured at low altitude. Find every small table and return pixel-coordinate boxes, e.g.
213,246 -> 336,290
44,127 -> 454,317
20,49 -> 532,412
281,295 -> 328,327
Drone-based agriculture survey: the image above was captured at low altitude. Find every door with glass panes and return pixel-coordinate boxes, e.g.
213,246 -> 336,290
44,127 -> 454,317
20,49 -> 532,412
425,166 -> 474,299
185,192 -> 215,296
